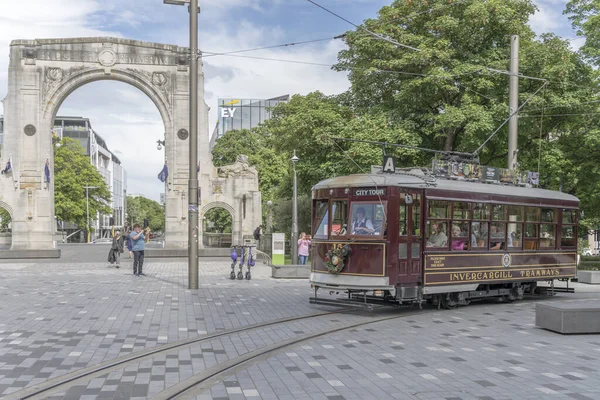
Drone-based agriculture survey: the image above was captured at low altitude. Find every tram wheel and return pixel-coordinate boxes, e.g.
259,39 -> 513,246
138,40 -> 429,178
440,294 -> 459,310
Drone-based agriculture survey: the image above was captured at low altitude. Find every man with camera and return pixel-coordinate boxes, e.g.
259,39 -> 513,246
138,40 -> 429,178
129,224 -> 146,276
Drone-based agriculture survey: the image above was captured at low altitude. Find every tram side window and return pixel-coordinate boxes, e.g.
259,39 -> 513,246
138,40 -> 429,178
508,206 -> 524,249
561,209 -> 577,248
313,200 -> 329,239
490,222 -> 510,250
399,200 -> 408,236
426,221 -> 448,248
451,202 -> 470,251
331,201 -> 348,236
472,203 -> 490,249
350,202 -> 386,236
540,208 -> 557,248
429,200 -> 449,219
524,207 -> 540,250
412,195 -> 421,237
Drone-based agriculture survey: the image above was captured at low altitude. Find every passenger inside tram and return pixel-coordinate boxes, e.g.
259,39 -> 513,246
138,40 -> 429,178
451,225 -> 467,250
426,222 -> 447,247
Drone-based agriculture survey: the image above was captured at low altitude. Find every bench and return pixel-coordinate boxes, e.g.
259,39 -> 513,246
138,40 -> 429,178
536,302 -> 600,334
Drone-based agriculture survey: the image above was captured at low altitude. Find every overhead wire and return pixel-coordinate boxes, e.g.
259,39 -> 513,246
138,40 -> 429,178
200,37 -> 337,58
473,81 -> 549,156
304,0 -> 421,52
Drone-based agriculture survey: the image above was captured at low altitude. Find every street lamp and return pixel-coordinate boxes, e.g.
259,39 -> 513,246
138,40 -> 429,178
291,150 -> 299,265
156,139 -> 165,151
84,186 -> 98,243
266,200 -> 273,233
164,0 -> 200,290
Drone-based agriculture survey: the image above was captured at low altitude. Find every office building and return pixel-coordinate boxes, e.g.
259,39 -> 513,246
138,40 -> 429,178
0,116 -> 127,241
209,95 -> 289,149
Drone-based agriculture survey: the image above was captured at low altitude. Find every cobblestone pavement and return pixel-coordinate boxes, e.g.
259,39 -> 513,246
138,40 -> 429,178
0,256 -> 600,399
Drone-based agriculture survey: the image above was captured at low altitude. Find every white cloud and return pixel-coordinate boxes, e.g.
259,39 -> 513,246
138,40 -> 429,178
0,0 -> 578,202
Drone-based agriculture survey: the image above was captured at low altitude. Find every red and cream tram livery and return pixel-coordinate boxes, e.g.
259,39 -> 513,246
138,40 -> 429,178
310,170 -> 578,307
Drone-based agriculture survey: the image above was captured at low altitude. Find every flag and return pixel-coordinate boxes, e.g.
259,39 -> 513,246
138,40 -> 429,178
158,162 -> 168,182
44,159 -> 50,183
1,159 -> 11,174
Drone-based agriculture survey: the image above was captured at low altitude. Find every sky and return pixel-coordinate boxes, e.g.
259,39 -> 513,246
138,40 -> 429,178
0,0 -> 584,202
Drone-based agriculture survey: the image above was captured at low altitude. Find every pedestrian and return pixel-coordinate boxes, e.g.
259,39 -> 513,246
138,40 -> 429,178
297,232 -> 311,265
129,224 -> 146,276
108,230 -> 124,268
125,228 -> 133,258
253,225 -> 263,241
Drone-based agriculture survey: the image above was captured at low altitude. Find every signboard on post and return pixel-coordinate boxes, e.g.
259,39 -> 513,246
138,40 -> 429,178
272,233 -> 285,265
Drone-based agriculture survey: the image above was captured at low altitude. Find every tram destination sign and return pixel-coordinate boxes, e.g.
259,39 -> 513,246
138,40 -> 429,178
354,188 -> 386,197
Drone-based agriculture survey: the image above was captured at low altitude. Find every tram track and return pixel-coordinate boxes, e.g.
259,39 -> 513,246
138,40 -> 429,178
5,305 -> 397,400
151,309 -> 427,400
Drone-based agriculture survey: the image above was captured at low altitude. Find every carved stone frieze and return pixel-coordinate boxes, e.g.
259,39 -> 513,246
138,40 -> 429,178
42,66 -> 88,103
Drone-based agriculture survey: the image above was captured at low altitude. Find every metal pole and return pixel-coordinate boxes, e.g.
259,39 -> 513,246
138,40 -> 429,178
188,0 -> 199,289
86,187 -> 89,243
291,152 -> 298,264
508,35 -> 519,170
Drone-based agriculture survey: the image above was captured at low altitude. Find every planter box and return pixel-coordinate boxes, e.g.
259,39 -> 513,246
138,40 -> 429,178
577,270 -> 600,284
536,302 -> 600,334
271,264 -> 310,279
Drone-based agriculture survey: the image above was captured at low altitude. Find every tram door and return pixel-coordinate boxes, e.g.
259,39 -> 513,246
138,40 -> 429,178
397,192 -> 422,284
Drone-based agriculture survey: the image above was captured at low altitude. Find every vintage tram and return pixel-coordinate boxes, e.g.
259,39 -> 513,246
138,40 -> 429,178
309,167 -> 578,308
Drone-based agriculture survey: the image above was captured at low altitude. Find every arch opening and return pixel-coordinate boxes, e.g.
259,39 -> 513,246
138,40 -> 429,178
52,78 -> 166,242
202,207 -> 233,248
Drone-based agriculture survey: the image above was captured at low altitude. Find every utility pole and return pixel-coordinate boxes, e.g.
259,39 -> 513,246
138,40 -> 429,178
508,35 -> 519,171
163,0 -> 199,289
188,0 -> 199,290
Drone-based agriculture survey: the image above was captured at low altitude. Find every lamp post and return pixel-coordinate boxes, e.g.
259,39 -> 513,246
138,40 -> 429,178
156,139 -> 165,151
84,186 -> 98,243
163,0 -> 200,290
291,150 -> 299,264
266,200 -> 273,233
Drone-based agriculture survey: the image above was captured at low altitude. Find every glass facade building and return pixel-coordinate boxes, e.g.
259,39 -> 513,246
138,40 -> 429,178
210,95 -> 289,149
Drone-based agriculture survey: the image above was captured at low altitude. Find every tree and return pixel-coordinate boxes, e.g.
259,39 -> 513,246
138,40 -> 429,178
334,0 -> 595,167
211,127 -> 288,219
565,0 -> 600,65
0,208 -> 11,232
204,208 -> 233,233
54,137 -> 111,229
126,196 -> 165,232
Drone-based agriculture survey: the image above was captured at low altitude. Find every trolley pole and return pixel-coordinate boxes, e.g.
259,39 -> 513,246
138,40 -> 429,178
508,35 -> 519,171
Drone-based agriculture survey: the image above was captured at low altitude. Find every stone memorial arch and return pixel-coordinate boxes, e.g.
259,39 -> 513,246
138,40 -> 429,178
1,37 -> 261,251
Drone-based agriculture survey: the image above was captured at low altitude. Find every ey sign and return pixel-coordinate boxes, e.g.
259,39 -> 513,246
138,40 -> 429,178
220,107 -> 237,118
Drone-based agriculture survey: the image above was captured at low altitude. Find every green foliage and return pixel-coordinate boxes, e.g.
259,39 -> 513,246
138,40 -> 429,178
272,195 -> 312,237
54,137 -> 111,229
204,208 -> 233,233
126,196 -> 165,232
209,0 -> 600,232
0,208 -> 11,231
565,0 -> 600,65
211,127 -> 288,205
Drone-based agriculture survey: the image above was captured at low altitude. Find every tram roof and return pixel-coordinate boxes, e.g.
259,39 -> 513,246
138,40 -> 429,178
312,172 -> 579,203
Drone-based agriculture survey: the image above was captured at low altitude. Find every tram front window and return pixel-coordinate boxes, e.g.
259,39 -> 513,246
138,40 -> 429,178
350,202 -> 385,236
314,200 -> 329,239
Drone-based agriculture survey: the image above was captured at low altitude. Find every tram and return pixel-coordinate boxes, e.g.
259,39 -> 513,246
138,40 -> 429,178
309,163 -> 578,308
